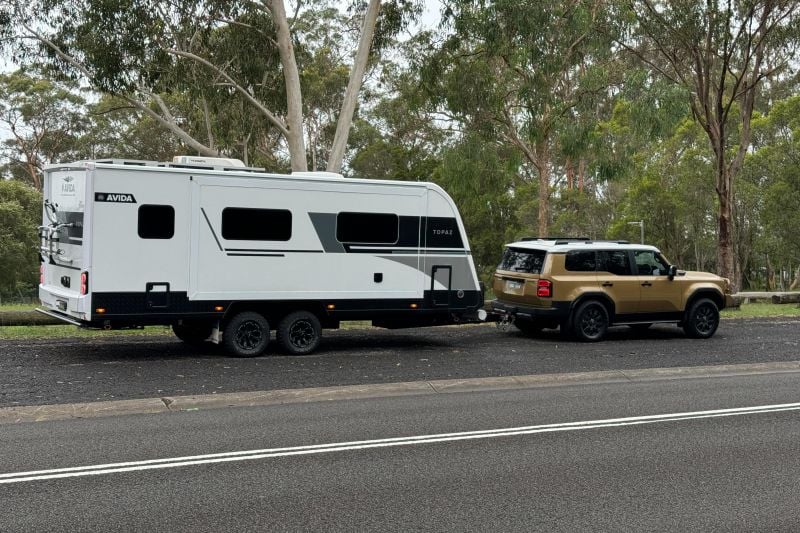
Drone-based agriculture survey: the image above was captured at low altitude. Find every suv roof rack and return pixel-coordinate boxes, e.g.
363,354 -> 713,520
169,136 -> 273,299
519,237 -> 631,245
520,237 -> 590,242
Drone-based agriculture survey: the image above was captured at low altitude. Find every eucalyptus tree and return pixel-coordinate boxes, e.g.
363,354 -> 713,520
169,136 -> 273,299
0,70 -> 88,190
427,0 -> 615,235
1,0 -> 414,171
622,0 -> 800,290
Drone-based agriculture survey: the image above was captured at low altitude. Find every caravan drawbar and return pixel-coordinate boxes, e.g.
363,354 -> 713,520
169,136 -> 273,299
37,158 -> 484,356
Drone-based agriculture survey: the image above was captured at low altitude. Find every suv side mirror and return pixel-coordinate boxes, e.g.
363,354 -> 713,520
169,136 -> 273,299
668,265 -> 678,280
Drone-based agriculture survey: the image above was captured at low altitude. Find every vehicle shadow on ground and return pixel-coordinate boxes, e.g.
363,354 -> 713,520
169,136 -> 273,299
44,330 -> 453,362
517,324 -> 694,343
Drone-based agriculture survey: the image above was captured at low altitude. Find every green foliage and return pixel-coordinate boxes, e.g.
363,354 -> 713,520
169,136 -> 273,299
0,70 -> 88,188
433,133 -> 519,282
0,180 -> 41,297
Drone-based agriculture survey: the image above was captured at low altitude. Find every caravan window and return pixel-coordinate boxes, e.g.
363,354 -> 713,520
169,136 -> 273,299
222,208 -> 292,241
336,212 -> 398,244
138,205 -> 175,239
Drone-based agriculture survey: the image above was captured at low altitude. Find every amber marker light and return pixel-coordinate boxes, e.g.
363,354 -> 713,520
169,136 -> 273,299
214,306 -> 225,312
95,308 -> 107,314
410,303 -> 419,309
326,304 -> 336,310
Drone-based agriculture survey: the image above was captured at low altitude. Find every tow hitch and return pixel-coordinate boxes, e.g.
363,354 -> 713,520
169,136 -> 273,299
497,313 -> 514,332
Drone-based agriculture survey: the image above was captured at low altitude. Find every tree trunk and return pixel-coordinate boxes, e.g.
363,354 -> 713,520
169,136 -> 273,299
269,0 -> 307,172
765,254 -> 774,291
716,165 -> 737,289
578,158 -> 586,192
25,160 -> 41,191
327,0 -> 381,173
790,266 -> 800,291
565,157 -> 574,190
536,140 -> 550,236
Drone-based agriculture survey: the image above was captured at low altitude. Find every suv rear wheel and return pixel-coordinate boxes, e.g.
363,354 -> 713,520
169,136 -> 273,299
572,301 -> 609,342
683,298 -> 719,339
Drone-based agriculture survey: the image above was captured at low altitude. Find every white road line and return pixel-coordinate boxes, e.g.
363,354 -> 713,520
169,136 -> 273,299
2,402 -> 799,484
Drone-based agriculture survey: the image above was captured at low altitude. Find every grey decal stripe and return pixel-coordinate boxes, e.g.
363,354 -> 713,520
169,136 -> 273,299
377,255 -> 479,290
201,208 -> 223,251
309,213 -> 345,253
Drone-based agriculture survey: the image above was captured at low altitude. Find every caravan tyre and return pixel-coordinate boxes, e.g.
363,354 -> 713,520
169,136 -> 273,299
277,311 -> 322,355
223,312 -> 270,357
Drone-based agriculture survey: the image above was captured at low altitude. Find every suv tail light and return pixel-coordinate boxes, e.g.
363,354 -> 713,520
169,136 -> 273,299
537,279 -> 552,298
40,264 -> 45,285
80,271 -> 89,295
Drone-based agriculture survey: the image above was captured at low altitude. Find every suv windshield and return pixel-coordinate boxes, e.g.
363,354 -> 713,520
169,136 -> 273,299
498,248 -> 546,274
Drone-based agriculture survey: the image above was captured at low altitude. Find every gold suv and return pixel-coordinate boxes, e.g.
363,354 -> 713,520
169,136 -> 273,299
491,238 -> 735,341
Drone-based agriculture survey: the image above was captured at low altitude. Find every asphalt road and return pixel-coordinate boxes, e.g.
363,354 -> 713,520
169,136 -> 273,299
1,317 -> 799,408
2,371 -> 800,531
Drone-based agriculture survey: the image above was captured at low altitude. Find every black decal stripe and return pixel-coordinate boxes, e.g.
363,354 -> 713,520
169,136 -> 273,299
201,208 -> 223,251
224,248 -> 323,253
226,253 -> 285,257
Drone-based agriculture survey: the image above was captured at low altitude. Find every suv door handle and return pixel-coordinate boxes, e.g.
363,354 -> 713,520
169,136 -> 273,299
641,281 -> 652,287
601,282 -> 614,287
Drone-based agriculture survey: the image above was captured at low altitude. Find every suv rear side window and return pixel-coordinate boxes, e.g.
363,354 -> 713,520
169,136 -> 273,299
565,250 -> 596,272
597,250 -> 633,275
498,248 -> 546,274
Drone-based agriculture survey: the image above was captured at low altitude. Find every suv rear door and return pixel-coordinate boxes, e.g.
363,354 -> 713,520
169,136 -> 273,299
596,249 -> 640,316
493,247 -> 548,307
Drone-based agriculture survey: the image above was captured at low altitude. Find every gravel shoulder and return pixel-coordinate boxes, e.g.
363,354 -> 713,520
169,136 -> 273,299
1,318 -> 799,408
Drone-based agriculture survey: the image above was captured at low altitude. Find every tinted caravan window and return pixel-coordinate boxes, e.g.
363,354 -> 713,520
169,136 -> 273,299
138,205 -> 175,239
498,248 -> 546,274
336,212 -> 399,244
222,208 -> 292,241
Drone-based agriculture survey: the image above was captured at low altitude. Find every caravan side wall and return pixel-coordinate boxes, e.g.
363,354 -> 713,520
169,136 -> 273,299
189,175 -> 429,301
42,163 -> 482,326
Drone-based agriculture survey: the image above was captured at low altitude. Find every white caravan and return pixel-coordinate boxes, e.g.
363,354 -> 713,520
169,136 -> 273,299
37,158 -> 484,356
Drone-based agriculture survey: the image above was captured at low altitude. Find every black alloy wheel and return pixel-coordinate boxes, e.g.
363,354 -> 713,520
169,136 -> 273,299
572,301 -> 609,342
277,311 -> 322,355
223,312 -> 270,357
683,298 -> 719,339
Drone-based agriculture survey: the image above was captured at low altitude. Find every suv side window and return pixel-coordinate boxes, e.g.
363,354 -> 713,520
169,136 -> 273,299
565,250 -> 596,272
597,250 -> 633,276
634,250 -> 670,276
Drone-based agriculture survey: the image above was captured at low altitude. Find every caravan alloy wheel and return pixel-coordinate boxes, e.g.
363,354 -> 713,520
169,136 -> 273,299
223,311 -> 270,357
277,311 -> 322,355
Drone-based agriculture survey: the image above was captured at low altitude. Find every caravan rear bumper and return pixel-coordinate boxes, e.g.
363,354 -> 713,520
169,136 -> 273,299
39,285 -> 90,323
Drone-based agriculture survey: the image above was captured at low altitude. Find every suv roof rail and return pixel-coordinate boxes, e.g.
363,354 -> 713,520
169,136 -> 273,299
520,236 -> 590,242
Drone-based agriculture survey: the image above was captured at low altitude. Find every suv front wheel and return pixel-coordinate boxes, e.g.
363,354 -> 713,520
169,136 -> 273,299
683,298 -> 719,339
572,300 -> 609,342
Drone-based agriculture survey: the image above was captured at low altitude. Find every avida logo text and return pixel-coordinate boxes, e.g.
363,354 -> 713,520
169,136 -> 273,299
95,192 -> 137,203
